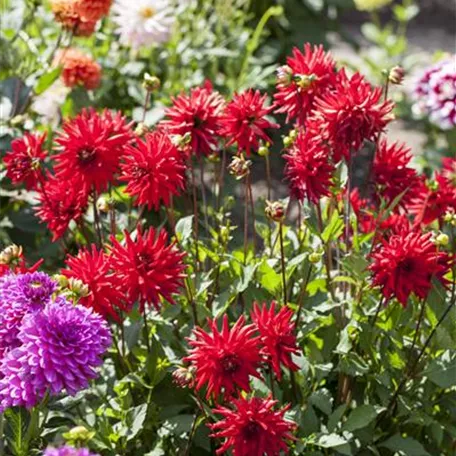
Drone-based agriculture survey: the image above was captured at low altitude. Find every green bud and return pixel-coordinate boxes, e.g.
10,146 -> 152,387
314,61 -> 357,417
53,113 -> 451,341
142,73 -> 161,92
435,233 -> 449,246
308,252 -> 322,264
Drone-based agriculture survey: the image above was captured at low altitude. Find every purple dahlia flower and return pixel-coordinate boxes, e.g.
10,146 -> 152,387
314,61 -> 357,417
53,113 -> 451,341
44,446 -> 99,456
0,272 -> 56,353
0,298 -> 111,411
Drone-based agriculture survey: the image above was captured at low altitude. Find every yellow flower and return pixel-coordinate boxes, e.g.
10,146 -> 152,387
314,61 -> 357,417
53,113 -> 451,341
353,0 -> 393,12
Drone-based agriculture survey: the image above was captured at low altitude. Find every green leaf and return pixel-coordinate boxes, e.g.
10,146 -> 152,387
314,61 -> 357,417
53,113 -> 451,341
328,405 -> 347,432
321,211 -> 344,243
342,405 -> 380,432
257,260 -> 281,295
34,67 -> 61,95
335,326 -> 352,355
423,351 -> 456,388
125,404 -> 148,441
309,388 -> 333,416
175,215 -> 193,245
317,434 -> 352,454
379,434 -> 431,455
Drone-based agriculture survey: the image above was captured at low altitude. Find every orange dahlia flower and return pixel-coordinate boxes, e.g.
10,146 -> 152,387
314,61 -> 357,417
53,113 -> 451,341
73,0 -> 112,22
56,48 -> 101,90
50,0 -> 97,36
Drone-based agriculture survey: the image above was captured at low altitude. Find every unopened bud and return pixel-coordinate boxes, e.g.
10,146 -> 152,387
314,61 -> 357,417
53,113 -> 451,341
172,132 -> 192,152
435,233 -> 449,246
207,152 -> 220,163
10,115 -> 25,126
0,244 -> 23,265
142,73 -> 161,92
295,73 -> 316,90
63,425 -> 95,445
228,155 -> 251,180
308,252 -> 322,264
258,145 -> 269,157
96,196 -> 110,213
172,366 -> 196,389
283,136 -> 293,148
265,200 -> 285,223
53,274 -> 69,288
276,65 -> 293,86
135,122 -> 149,136
389,66 -> 405,85
289,129 -> 298,141
68,278 -> 90,298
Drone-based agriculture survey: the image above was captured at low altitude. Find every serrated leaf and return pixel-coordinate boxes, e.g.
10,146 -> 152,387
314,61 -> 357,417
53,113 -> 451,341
175,215 -> 193,245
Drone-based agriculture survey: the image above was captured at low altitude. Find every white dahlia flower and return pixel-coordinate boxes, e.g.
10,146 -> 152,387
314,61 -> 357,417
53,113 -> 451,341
112,0 -> 175,49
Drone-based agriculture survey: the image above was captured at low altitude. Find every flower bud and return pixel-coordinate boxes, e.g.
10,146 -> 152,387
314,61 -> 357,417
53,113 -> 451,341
289,129 -> 298,141
228,155 -> 251,180
207,152 -> 220,163
172,366 -> 196,389
68,278 -> 90,298
294,73 -> 316,90
96,196 -> 110,213
53,274 -> 69,288
258,145 -> 269,157
435,233 -> 449,246
135,122 -> 149,136
142,73 -> 161,92
265,200 -> 285,223
276,65 -> 293,86
389,66 -> 405,85
63,425 -> 95,445
308,251 -> 322,264
283,136 -> 293,148
0,244 -> 23,265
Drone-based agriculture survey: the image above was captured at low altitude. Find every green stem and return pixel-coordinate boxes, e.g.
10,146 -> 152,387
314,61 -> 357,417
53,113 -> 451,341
279,222 -> 287,304
295,265 -> 312,333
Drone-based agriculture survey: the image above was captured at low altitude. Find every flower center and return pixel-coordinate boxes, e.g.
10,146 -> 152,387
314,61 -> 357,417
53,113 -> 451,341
220,354 -> 240,373
243,421 -> 261,439
77,147 -> 97,165
140,6 -> 155,18
398,257 -> 414,273
133,165 -> 149,179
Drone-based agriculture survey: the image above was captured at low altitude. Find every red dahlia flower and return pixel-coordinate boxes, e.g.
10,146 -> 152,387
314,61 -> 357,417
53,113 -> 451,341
74,0 -> 112,21
62,245 -> 129,320
284,127 -> 335,203
4,133 -> 47,190
314,69 -> 394,162
35,174 -> 89,241
251,302 -> 300,380
274,43 -> 337,125
369,229 -> 450,306
210,395 -> 296,456
54,109 -> 133,193
56,48 -> 102,90
372,139 -> 419,207
350,189 -> 410,234
442,157 -> 456,185
408,174 -> 456,225
219,89 -> 278,156
184,315 -> 261,399
120,131 -> 186,210
162,81 -> 225,157
109,228 -> 186,311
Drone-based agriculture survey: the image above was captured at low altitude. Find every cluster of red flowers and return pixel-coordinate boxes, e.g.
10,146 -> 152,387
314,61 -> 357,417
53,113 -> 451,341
180,303 -> 298,454
60,228 -> 186,319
